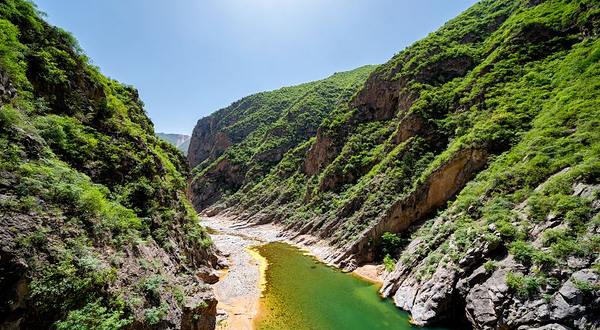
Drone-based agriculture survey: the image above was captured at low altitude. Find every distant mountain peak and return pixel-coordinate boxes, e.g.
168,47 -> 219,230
156,132 -> 191,155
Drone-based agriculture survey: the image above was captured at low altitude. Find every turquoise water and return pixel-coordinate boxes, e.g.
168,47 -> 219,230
252,242 -> 465,330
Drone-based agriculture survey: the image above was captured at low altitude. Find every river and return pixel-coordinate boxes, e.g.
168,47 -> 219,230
203,216 -> 466,330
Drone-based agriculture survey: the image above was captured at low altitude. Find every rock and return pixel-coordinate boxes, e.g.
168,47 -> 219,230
381,237 -> 424,297
216,309 -> 228,324
464,257 -> 515,328
572,183 -> 599,199
465,285 -> 498,327
197,267 -> 220,284
181,290 -> 218,330
522,323 -> 573,330
410,265 -> 458,325
558,270 -> 598,305
456,264 -> 488,297
393,277 -> 420,311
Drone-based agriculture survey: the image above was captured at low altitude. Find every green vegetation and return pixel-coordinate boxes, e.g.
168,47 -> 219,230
383,254 -> 396,272
483,259 -> 497,273
187,0 -> 599,321
506,271 -> 540,296
380,232 -> 402,258
0,0 -> 213,328
55,299 -> 132,330
202,0 -> 598,258
188,65 -> 375,209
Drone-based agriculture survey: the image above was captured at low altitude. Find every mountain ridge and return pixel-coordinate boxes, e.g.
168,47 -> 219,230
188,0 -> 600,328
188,65 -> 376,210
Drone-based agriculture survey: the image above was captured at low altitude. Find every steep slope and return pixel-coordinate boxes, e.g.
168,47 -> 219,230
192,0 -> 600,328
157,132 -> 191,156
187,65 -> 374,210
0,1 -> 219,329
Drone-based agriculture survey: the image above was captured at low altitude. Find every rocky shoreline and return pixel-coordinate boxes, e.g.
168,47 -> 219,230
202,215 -> 387,329
202,216 -> 280,330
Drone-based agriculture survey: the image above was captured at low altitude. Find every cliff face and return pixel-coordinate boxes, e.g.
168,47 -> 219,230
187,66 -> 375,210
190,0 -> 600,328
0,1 -> 219,329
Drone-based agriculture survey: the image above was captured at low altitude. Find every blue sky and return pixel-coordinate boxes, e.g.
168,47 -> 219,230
34,0 -> 479,134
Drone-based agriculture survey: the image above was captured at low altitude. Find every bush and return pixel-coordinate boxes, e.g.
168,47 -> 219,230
55,299 -> 131,330
509,240 -> 536,264
550,238 -> 584,258
506,271 -> 539,296
383,254 -> 396,272
144,303 -> 168,325
532,250 -> 556,268
496,221 -> 517,239
0,105 -> 21,130
141,275 -> 166,301
483,259 -> 497,273
380,232 -> 401,257
572,278 -> 600,294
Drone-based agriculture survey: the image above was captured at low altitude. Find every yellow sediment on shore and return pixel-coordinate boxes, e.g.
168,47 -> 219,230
246,247 -> 268,296
352,264 -> 385,285
246,246 -> 270,330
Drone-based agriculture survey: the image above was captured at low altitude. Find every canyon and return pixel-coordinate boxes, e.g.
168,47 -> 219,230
1,0 -> 599,329
188,0 -> 600,329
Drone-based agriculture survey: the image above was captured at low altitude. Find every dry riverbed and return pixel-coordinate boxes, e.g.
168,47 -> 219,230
202,215 -> 385,329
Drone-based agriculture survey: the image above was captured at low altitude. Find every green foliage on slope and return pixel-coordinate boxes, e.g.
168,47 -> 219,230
203,2 -> 599,326
224,0 -> 599,251
188,65 -> 375,209
0,0 -> 213,328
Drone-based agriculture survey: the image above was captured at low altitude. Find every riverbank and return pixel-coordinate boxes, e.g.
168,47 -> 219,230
203,215 -> 386,329
353,264 -> 385,285
202,216 -> 280,330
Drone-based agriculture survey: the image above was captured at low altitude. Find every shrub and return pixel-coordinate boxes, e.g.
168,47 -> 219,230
550,238 -> 584,258
383,254 -> 396,272
173,286 -> 185,307
380,232 -> 401,257
144,303 -> 168,325
141,275 -> 166,301
506,270 -> 539,295
55,299 -> 132,330
0,105 -> 21,131
483,259 -> 497,273
572,278 -> 600,294
509,240 -> 536,264
496,221 -> 517,239
532,250 -> 557,268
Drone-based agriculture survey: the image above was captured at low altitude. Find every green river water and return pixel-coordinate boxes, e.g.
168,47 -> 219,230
252,242 -> 466,330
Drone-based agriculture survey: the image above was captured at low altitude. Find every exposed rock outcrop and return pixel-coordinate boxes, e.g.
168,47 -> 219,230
338,148 -> 488,266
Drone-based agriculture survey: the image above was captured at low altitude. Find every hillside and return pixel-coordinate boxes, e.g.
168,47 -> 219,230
156,132 -> 191,156
189,0 -> 600,329
0,1 -> 219,329
187,65 -> 375,210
